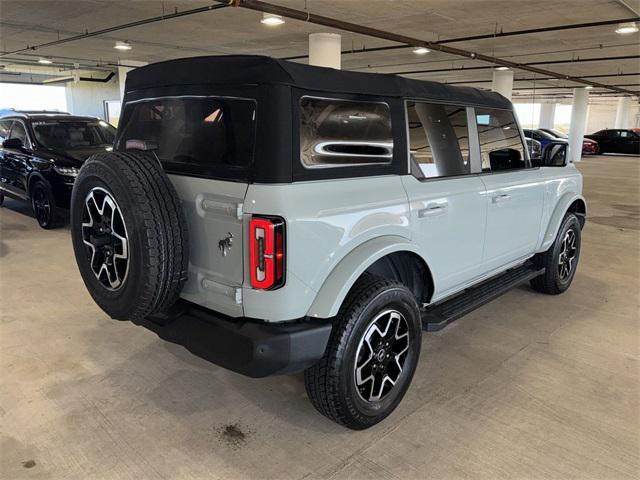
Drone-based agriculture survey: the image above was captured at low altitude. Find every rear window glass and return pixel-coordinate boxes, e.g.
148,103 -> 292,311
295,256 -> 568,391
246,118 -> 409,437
117,96 -> 256,179
299,97 -> 393,168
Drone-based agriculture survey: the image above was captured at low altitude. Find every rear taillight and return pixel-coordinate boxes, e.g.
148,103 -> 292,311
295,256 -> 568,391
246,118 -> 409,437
249,216 -> 285,290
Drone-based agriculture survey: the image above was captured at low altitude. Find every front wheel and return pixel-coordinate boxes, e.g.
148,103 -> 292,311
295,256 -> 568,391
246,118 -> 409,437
531,213 -> 582,294
31,180 -> 62,229
304,274 -> 422,430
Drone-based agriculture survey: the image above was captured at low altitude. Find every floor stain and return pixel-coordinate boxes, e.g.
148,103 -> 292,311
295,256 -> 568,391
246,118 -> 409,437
217,424 -> 250,449
22,460 -> 36,468
589,203 -> 640,230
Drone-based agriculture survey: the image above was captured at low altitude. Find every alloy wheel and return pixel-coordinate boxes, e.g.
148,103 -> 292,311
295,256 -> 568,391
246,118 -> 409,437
558,228 -> 577,281
32,186 -> 51,227
354,309 -> 410,402
81,187 -> 129,290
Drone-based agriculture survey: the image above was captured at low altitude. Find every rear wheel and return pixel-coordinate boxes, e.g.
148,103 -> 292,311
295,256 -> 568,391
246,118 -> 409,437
530,213 -> 581,294
70,151 -> 189,321
304,274 -> 422,430
31,180 -> 62,229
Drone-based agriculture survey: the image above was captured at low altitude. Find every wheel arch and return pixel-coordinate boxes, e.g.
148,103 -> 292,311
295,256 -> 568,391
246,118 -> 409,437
540,193 -> 586,252
307,236 -> 434,319
27,171 -> 47,197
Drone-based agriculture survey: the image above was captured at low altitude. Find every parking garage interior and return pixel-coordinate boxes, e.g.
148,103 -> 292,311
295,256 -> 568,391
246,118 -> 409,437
0,1 -> 639,479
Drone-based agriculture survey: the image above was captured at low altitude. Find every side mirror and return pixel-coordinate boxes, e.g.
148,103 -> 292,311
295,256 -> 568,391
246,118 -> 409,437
541,142 -> 568,167
2,138 -> 24,150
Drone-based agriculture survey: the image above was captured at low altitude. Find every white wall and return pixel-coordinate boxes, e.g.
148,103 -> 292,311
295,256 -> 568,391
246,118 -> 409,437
586,99 -> 640,133
65,79 -> 120,120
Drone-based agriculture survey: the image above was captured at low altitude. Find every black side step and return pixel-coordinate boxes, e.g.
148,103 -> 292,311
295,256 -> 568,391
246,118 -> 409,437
421,263 -> 545,332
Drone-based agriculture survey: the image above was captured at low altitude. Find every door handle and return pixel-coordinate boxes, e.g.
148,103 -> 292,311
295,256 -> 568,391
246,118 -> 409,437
492,193 -> 511,204
418,202 -> 448,218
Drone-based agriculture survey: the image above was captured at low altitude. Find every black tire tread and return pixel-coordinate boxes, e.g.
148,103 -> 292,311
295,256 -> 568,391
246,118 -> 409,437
304,273 -> 410,427
31,180 -> 63,229
530,212 -> 579,295
74,151 -> 188,320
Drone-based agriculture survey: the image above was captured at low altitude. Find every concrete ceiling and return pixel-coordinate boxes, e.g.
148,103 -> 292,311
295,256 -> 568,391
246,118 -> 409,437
1,0 -> 639,99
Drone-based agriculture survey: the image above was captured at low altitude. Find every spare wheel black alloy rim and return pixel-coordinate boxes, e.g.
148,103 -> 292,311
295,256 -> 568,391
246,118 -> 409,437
354,309 -> 410,402
81,187 -> 129,291
32,186 -> 51,226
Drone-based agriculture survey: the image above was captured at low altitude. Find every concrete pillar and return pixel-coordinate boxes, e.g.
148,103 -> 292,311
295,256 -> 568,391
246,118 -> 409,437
568,88 -> 589,162
538,103 -> 556,129
117,60 -> 148,101
614,96 -> 632,129
309,33 -> 341,69
491,69 -> 514,101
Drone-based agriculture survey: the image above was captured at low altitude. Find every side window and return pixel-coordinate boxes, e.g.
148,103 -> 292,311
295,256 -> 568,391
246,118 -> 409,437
0,120 -> 11,143
9,121 -> 29,146
406,101 -> 470,178
299,97 -> 393,168
476,108 -> 526,172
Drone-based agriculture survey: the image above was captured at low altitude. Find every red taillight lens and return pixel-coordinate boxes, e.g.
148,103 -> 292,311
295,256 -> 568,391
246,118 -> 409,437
249,216 -> 285,290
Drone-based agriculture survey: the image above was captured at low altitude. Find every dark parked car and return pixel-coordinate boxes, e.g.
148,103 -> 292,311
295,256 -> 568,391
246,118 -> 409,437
584,129 -> 640,155
0,110 -> 116,228
538,128 -> 599,155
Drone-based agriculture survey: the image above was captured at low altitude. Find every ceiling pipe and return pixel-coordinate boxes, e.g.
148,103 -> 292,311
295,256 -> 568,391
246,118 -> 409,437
444,72 -> 640,85
222,0 -> 637,95
0,2 -> 231,59
512,83 -> 640,90
283,16 -> 640,61
41,72 -> 116,84
391,55 -> 640,76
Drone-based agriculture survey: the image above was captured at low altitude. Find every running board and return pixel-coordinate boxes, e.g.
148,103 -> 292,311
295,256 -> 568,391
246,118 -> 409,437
421,263 -> 545,332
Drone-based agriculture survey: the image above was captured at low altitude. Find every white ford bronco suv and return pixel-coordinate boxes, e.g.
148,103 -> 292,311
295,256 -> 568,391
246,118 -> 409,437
70,56 -> 585,430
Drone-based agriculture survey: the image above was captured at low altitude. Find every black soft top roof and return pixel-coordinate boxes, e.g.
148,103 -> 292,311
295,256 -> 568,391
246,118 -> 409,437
125,55 -> 512,109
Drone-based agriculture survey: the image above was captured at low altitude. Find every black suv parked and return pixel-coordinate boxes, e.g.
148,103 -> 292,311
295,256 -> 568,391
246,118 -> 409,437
0,110 -> 116,228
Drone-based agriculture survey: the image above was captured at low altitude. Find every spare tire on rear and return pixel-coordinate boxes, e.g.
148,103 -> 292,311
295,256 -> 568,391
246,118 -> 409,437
70,151 -> 189,321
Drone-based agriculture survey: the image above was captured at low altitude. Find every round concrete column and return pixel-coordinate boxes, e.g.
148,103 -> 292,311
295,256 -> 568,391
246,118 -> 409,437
568,88 -> 589,162
309,33 -> 341,69
491,69 -> 514,101
614,96 -> 632,129
538,103 -> 556,129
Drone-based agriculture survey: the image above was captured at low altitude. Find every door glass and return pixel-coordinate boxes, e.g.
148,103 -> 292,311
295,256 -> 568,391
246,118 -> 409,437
476,108 -> 526,172
407,102 -> 470,178
0,120 -> 11,142
10,122 -> 28,145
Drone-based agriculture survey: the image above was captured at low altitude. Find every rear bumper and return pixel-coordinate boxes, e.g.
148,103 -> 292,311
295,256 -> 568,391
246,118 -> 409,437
133,301 -> 332,378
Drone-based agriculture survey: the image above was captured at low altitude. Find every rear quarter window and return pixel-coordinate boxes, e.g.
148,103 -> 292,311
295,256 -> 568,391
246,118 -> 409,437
117,96 -> 256,180
299,96 -> 393,168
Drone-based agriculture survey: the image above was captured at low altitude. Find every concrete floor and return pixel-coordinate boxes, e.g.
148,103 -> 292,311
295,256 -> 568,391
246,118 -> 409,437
1,155 -> 638,480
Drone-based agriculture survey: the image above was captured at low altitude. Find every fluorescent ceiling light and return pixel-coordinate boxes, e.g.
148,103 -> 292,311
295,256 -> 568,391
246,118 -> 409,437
114,41 -> 132,51
261,13 -> 285,26
585,86 -> 594,90
495,66 -> 509,71
38,58 -> 53,64
615,22 -> 638,34
412,47 -> 430,55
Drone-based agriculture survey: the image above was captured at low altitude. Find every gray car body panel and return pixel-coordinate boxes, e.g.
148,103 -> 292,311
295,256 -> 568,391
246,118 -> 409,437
170,161 -> 583,322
